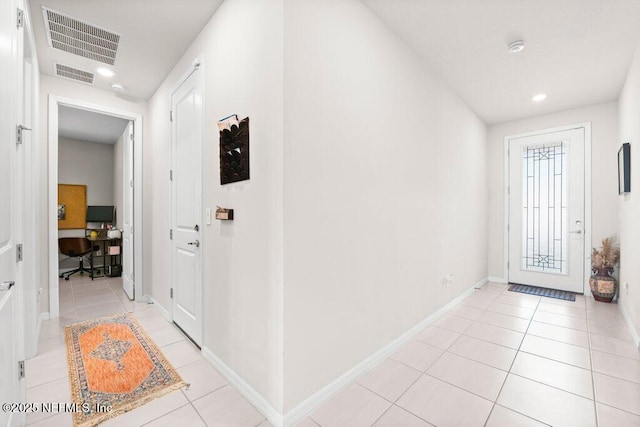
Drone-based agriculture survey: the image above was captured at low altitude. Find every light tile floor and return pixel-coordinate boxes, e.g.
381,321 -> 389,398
26,274 -> 268,427
27,279 -> 640,426
306,282 -> 640,427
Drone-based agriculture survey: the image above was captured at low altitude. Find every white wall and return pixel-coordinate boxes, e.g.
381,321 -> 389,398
145,0 -> 284,411
283,0 -> 488,411
58,138 -> 115,207
38,74 -> 147,314
487,102 -> 619,281
618,40 -> 640,344
57,137 -> 115,268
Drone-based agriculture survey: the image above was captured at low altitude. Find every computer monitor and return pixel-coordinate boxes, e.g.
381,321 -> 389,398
86,206 -> 115,225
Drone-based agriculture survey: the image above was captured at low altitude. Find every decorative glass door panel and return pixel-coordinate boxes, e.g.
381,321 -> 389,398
521,142 -> 568,275
508,127 -> 585,293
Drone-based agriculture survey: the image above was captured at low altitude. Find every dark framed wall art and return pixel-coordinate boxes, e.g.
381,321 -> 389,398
618,142 -> 631,194
218,115 -> 250,185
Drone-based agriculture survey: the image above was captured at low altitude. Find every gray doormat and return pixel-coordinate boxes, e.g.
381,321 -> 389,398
508,283 -> 576,301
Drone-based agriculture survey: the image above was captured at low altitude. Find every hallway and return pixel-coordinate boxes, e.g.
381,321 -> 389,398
306,283 -> 640,426
26,275 -> 268,427
3,0 -> 640,425
26,279 -> 640,426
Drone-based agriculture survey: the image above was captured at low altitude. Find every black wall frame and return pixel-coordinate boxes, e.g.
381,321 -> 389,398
219,117 -> 250,185
618,142 -> 631,194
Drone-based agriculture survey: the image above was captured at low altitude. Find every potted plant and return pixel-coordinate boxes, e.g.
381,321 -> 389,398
589,236 -> 620,302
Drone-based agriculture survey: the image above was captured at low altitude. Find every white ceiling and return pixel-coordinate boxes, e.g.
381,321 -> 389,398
59,106 -> 129,144
29,1 -> 640,126
362,0 -> 640,124
29,0 -> 223,100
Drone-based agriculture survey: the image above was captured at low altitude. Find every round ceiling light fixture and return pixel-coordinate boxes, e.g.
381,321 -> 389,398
111,83 -> 125,91
532,93 -> 547,102
508,40 -> 525,53
96,67 -> 115,77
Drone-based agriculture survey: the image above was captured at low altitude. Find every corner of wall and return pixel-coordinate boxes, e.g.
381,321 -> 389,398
617,36 -> 640,348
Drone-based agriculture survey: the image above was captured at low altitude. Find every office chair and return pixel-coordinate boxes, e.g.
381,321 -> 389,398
58,237 -> 93,280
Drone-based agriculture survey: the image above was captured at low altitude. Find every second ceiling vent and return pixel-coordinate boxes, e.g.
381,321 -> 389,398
42,7 -> 121,65
54,63 -> 94,84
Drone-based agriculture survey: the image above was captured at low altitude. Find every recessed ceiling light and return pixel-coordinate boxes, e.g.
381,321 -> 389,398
96,67 -> 115,77
111,83 -> 124,91
508,40 -> 525,53
532,93 -> 547,102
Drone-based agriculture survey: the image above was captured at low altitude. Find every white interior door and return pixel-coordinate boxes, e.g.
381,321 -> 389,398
508,127 -> 586,293
122,122 -> 134,300
22,50 -> 38,360
170,66 -> 203,346
0,0 -> 26,423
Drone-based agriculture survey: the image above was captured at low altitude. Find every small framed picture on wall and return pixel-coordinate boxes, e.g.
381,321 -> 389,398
618,142 -> 631,194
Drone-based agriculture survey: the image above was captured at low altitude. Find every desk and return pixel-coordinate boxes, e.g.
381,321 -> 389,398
88,237 -> 121,280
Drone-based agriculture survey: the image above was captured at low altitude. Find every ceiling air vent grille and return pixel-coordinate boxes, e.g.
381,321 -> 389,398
54,63 -> 94,84
42,7 -> 121,65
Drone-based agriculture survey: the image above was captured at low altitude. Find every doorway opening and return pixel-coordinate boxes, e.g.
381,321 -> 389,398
504,123 -> 592,293
48,97 -> 143,319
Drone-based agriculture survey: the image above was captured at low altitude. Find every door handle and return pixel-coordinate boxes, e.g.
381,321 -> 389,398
569,230 -> 582,234
187,240 -> 200,248
0,281 -> 15,291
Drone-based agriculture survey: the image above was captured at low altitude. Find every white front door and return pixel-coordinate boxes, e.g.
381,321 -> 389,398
0,0 -> 26,423
170,67 -> 203,345
508,127 -> 586,293
122,122 -> 134,300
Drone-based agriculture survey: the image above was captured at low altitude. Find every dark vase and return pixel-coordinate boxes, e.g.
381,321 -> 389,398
589,267 -> 617,302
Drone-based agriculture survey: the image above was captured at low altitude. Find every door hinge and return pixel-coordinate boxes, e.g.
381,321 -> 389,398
130,179 -> 134,188
169,170 -> 173,181
16,244 -> 23,262
170,288 -> 173,299
16,8 -> 24,29
18,361 -> 24,379
169,110 -> 173,122
16,125 -> 31,145
131,226 -> 134,235
130,132 -> 134,142
131,272 -> 134,281
169,229 -> 173,240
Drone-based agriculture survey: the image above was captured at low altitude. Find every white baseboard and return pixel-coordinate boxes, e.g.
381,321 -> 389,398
283,277 -> 487,426
36,311 -> 49,338
201,347 -> 283,427
619,301 -> 640,350
488,276 -> 507,284
34,312 -> 50,355
146,296 -> 171,321
38,311 -> 50,322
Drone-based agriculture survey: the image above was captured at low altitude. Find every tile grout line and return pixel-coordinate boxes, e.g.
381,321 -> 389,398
138,400 -> 194,427
595,401 -> 640,420
589,369 -> 640,385
586,303 -> 600,427
357,295 -> 501,426
391,290 -> 504,424
484,289 -> 542,427
590,347 -> 640,364
506,371 -> 594,401
183,388 -> 209,427
366,403 -> 393,427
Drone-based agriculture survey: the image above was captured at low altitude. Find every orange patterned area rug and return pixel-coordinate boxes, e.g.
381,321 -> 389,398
64,313 -> 187,427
